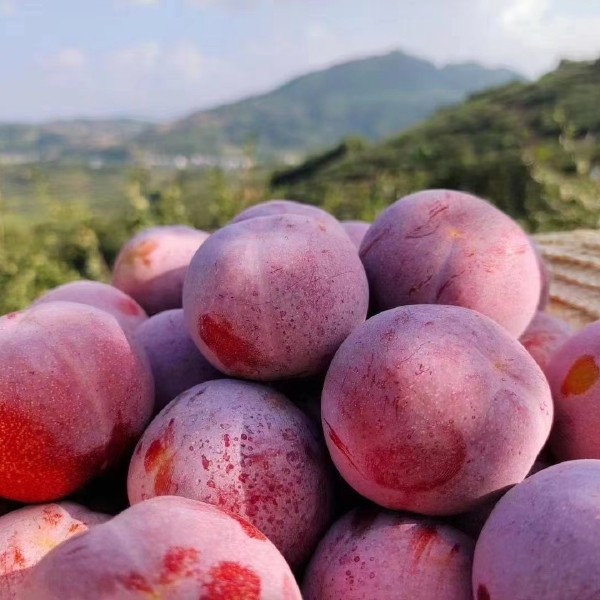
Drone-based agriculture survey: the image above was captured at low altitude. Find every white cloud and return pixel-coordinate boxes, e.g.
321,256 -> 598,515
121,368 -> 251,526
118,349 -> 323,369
185,0 -> 263,8
492,0 -> 600,74
111,42 -> 161,72
0,0 -> 15,15
54,48 -> 86,70
40,48 -> 87,73
168,41 -> 206,81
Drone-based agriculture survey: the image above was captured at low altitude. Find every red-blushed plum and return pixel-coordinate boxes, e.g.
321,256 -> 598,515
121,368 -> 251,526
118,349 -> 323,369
0,502 -> 109,600
231,199 -> 347,237
112,225 -> 209,315
519,311 -> 571,377
19,496 -> 302,600
547,319 -> 600,460
182,214 -> 369,380
135,309 -> 223,412
531,239 -> 551,310
342,220 -> 370,250
473,460 -> 600,600
0,302 -> 155,503
303,507 -> 474,600
322,305 -> 553,516
359,190 -> 541,337
127,379 -> 333,568
32,280 -> 148,334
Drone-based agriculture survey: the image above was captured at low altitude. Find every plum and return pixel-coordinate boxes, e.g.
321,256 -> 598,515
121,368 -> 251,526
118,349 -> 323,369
112,225 -> 209,315
231,199 -> 347,237
322,305 -> 553,516
519,311 -> 571,377
19,496 -> 302,599
33,280 -> 148,334
547,319 -> 600,460
0,301 -> 154,502
127,379 -> 333,568
303,507 -> 474,600
0,502 -> 108,599
135,309 -> 222,412
359,189 -> 541,337
342,220 -> 370,249
183,214 -> 369,380
473,460 -> 600,600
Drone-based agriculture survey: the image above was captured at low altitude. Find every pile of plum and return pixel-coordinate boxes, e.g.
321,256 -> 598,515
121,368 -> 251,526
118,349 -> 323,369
0,189 -> 598,599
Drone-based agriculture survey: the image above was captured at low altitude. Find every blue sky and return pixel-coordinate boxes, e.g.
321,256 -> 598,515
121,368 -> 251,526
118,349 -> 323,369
0,0 -> 599,122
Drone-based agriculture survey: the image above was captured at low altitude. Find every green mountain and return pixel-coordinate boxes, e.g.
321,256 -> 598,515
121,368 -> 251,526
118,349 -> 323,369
137,51 -> 523,159
0,51 -> 521,163
271,58 -> 600,233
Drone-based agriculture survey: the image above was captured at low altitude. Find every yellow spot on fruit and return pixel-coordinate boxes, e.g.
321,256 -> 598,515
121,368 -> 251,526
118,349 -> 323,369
562,355 -> 600,396
448,228 -> 464,239
38,537 -> 59,552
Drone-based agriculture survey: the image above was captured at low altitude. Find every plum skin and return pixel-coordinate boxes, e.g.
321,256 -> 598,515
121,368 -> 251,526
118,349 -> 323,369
359,189 -> 541,337
0,301 -> 154,503
33,280 -> 148,334
547,320 -> 600,460
112,225 -> 209,315
0,502 -> 109,600
183,214 -> 369,380
322,304 -> 553,516
473,460 -> 600,600
231,198 -> 348,237
303,508 -> 474,600
342,220 -> 370,249
134,309 -> 222,412
519,311 -> 571,378
19,496 -> 302,600
127,379 -> 333,568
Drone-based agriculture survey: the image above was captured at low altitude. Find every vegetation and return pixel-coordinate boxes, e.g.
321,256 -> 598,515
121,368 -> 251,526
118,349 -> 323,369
273,58 -> 600,233
0,165 -> 269,315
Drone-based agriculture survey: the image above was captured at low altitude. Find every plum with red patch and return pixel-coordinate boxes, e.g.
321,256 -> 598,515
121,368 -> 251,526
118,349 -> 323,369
112,225 -> 209,315
0,301 -> 154,502
546,320 -> 600,460
127,379 -> 333,568
519,311 -> 571,377
32,280 -> 148,334
359,189 -> 541,337
19,496 -> 301,599
135,309 -> 223,412
0,502 -> 109,600
303,508 -> 474,600
342,220 -> 370,249
183,214 -> 369,380
473,460 -> 600,599
322,305 -> 553,515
